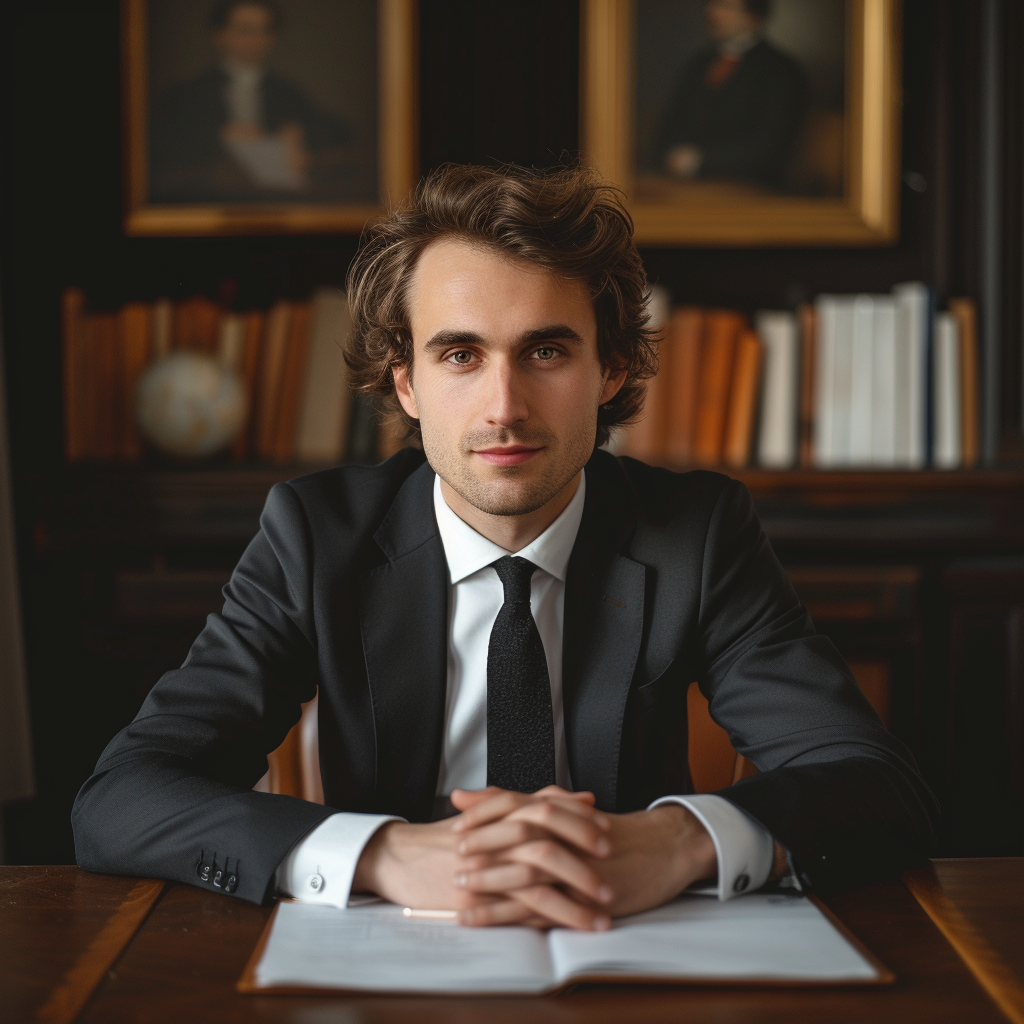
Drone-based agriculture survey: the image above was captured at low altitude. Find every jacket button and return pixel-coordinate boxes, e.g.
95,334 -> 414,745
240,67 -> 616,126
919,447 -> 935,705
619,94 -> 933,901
198,860 -> 213,883
733,873 -> 750,893
213,868 -> 224,888
224,874 -> 238,894
307,873 -> 324,893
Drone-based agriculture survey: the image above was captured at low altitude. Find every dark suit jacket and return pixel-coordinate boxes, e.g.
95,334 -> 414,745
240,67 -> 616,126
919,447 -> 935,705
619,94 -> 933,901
657,39 -> 809,188
72,449 -> 938,905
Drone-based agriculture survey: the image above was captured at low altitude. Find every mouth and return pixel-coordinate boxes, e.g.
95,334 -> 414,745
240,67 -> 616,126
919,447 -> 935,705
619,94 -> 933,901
473,445 -> 544,467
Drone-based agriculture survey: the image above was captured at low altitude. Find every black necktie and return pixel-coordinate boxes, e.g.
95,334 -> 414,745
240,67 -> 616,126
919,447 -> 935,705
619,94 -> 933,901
486,555 -> 557,793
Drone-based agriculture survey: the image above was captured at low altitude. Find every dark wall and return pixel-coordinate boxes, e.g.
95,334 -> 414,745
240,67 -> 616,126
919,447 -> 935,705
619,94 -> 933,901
0,0 -> 1020,863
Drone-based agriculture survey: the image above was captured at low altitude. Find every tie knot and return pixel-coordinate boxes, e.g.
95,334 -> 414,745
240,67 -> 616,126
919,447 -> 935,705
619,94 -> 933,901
491,555 -> 537,605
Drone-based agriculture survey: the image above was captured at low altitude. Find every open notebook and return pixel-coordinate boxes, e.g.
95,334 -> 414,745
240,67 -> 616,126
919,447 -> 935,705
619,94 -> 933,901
239,892 -> 891,995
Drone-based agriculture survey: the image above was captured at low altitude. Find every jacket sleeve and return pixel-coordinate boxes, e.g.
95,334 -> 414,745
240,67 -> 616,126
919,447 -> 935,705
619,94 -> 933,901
695,479 -> 940,891
72,482 -> 336,905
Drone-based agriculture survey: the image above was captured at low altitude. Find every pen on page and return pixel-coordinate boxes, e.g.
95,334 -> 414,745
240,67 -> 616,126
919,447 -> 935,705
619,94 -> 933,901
403,907 -> 459,920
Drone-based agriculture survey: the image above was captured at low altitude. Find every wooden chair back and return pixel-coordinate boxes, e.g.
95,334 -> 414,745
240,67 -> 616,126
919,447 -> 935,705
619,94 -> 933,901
255,683 -> 752,802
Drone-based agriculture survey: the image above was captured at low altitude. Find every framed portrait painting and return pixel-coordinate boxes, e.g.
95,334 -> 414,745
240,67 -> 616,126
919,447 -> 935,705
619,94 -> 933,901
123,0 -> 418,235
581,0 -> 902,245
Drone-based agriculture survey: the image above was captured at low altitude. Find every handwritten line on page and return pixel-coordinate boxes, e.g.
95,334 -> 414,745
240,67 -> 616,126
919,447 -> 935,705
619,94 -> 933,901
241,893 -> 889,996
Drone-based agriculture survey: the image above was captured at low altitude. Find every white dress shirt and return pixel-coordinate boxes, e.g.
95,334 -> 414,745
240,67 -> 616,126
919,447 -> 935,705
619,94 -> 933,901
276,470 -> 776,906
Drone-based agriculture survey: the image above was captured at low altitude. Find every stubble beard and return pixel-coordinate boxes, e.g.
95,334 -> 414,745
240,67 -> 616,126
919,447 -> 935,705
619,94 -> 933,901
422,419 -> 596,518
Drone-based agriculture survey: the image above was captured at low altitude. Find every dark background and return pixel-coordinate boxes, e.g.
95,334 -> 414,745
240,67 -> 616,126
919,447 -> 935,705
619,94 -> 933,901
1,0 -> 1022,865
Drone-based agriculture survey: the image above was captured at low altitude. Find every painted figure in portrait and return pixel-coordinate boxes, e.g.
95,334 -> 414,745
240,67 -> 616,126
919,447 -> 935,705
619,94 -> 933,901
148,0 -> 374,204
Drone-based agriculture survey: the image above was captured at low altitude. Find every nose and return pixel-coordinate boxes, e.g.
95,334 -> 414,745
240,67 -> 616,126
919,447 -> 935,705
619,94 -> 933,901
483,356 -> 529,428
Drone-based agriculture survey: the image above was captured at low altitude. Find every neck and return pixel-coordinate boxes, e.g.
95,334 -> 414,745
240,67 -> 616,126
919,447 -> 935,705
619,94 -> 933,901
439,472 -> 581,552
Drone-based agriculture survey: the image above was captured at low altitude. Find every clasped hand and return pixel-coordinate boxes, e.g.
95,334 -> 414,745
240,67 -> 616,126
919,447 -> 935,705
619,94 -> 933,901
352,786 -> 717,931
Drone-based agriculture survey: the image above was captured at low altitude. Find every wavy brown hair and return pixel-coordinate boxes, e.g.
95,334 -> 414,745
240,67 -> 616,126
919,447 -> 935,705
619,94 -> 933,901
344,163 -> 659,448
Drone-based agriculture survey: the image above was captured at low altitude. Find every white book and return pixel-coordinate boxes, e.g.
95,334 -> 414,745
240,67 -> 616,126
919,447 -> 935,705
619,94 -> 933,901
871,297 -> 898,465
829,297 -> 856,465
242,895 -> 886,996
893,283 -> 929,468
933,311 -> 962,468
295,288 -> 353,463
812,296 -> 837,466
754,311 -> 799,468
848,295 -> 875,465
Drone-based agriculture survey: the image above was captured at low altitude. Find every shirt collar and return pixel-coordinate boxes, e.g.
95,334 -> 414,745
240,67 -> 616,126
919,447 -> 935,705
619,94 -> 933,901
432,470 -> 587,585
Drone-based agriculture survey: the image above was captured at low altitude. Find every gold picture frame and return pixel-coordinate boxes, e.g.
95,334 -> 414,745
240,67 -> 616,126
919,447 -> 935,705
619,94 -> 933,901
123,0 -> 418,236
581,0 -> 902,246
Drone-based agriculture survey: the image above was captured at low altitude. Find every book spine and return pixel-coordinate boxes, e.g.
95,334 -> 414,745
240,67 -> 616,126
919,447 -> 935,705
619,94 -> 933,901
255,301 -> 292,461
692,311 -> 742,465
893,283 -> 928,469
948,298 -> 979,468
118,303 -> 153,461
848,295 -> 875,466
933,312 -> 962,468
723,329 -> 763,468
797,303 -> 816,468
295,288 -> 352,463
755,310 -> 798,468
664,307 -> 703,465
273,301 -> 312,463
871,297 -> 898,466
232,310 -> 265,461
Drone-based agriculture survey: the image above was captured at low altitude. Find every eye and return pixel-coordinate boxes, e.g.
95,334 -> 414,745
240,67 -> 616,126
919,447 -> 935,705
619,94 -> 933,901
447,350 -> 474,365
533,346 -> 558,361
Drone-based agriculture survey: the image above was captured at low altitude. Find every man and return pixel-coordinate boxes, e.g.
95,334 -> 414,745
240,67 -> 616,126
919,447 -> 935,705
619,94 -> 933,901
73,164 -> 937,931
150,0 -> 353,203
657,0 -> 809,189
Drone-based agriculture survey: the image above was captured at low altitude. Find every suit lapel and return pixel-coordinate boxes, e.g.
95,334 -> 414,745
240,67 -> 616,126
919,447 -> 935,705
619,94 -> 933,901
358,460 -> 448,822
563,452 -> 645,811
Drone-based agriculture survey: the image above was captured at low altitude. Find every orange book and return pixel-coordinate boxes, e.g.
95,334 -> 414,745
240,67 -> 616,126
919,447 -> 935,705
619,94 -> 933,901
88,312 -> 120,461
273,302 -> 312,462
692,310 -> 744,465
255,301 -> 292,460
62,288 -> 88,461
664,307 -> 704,465
118,303 -> 152,461
723,329 -> 764,468
232,310 -> 265,461
173,295 -> 221,352
947,298 -> 979,468
797,303 -> 817,468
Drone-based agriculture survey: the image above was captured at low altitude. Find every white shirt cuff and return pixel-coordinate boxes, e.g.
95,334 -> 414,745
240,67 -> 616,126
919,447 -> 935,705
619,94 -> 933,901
274,812 -> 403,908
649,793 -> 774,901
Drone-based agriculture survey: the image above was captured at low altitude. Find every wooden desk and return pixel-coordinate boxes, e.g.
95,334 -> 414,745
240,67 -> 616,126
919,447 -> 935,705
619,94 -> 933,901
2,861 -> 1021,1024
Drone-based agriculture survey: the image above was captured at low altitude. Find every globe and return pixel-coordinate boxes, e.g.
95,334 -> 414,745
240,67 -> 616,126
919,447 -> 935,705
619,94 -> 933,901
136,352 -> 248,458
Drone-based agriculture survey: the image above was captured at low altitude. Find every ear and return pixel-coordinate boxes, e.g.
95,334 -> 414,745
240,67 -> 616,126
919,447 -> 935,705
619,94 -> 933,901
392,363 -> 420,420
599,365 -> 628,406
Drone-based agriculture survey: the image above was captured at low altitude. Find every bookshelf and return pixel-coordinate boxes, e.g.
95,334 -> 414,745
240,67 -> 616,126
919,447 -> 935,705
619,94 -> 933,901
2,0 -> 1023,867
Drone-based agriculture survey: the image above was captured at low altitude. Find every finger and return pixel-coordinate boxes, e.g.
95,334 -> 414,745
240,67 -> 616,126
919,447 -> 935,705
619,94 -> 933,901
455,861 -> 554,895
458,897 -> 544,928
501,839 -> 613,904
452,786 -> 602,835
512,885 -> 612,931
451,787 -> 598,833
457,805 -> 610,858
449,786 -> 506,811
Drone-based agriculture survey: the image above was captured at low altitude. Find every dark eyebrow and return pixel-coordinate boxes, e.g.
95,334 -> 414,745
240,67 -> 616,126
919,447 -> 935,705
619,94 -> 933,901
422,324 -> 584,353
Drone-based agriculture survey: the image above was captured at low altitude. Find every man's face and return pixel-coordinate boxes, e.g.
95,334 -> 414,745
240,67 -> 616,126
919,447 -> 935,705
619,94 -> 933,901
215,3 -> 276,66
705,0 -> 760,41
394,237 -> 623,519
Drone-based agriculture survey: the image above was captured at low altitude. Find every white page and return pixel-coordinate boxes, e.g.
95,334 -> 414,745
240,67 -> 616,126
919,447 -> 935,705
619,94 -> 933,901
254,901 -> 555,994
830,298 -> 856,465
812,296 -> 838,466
548,894 -> 878,983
